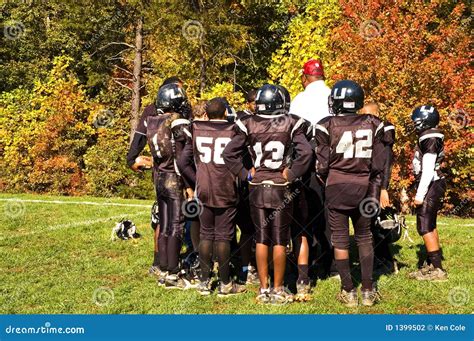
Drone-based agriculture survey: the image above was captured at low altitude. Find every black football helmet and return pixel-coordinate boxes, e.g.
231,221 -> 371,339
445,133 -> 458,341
111,219 -> 140,240
374,207 -> 403,244
155,83 -> 188,113
218,97 -> 237,123
328,80 -> 364,115
276,85 -> 291,111
411,105 -> 439,131
255,84 -> 286,114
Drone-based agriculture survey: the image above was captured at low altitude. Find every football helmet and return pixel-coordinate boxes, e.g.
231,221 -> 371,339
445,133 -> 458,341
155,83 -> 188,114
182,251 -> 201,280
328,80 -> 364,115
374,207 -> 403,244
411,105 -> 440,132
111,219 -> 140,240
276,85 -> 291,111
255,84 -> 286,114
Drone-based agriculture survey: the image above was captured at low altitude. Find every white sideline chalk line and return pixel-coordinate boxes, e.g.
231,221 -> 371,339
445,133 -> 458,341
0,198 -> 150,208
0,212 -> 148,241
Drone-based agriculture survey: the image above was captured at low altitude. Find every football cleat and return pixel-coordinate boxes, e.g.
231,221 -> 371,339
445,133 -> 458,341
409,265 -> 447,282
196,280 -> 212,296
245,266 -> 260,285
361,289 -> 381,307
164,272 -> 195,290
148,265 -> 161,277
256,288 -> 271,304
270,287 -> 294,305
217,282 -> 246,297
156,271 -> 168,287
294,281 -> 312,302
337,289 -> 358,307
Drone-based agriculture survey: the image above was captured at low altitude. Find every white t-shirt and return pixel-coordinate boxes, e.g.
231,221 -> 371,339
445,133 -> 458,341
289,80 -> 331,125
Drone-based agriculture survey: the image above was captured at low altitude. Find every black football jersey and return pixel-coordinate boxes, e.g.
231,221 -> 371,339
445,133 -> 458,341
192,120 -> 238,207
412,128 -> 444,182
223,113 -> 312,184
145,112 -> 191,174
314,114 -> 385,186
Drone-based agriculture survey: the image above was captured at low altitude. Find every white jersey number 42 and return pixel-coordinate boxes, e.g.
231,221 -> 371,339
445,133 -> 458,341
336,129 -> 372,158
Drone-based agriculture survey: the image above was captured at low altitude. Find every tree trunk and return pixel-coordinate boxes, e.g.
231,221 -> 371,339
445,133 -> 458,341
198,41 -> 206,97
130,16 -> 143,142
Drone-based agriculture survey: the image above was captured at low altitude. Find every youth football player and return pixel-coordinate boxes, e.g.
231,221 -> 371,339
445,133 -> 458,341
223,84 -> 313,304
408,105 -> 447,281
128,83 -> 192,289
360,101 -> 397,273
314,80 -> 385,307
179,98 -> 246,296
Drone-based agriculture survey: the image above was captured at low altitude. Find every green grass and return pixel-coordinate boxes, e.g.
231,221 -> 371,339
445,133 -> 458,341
0,193 -> 472,314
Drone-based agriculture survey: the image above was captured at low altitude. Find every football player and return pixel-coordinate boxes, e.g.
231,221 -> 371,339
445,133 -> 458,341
277,84 -> 313,300
237,89 -> 257,119
179,98 -> 247,296
127,83 -> 192,289
314,80 -> 385,307
360,101 -> 397,273
234,90 -> 259,285
223,84 -> 313,304
408,105 -> 447,281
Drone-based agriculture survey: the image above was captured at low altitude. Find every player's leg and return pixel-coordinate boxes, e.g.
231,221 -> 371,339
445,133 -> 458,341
352,209 -> 380,306
196,205 -> 214,295
270,199 -> 293,303
236,197 -> 257,284
156,197 -> 169,286
411,179 -> 447,281
329,208 -> 358,307
149,201 -> 161,275
216,207 -> 246,296
291,183 -> 311,296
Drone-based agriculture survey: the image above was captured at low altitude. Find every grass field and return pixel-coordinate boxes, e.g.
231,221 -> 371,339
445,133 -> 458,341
0,193 -> 472,314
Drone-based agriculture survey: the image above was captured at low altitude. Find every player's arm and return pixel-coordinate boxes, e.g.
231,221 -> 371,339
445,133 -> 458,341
313,119 -> 331,181
380,123 -> 396,207
127,108 -> 152,172
171,119 -> 193,188
285,118 -> 313,182
414,136 -> 441,205
367,122 -> 385,200
177,137 -> 196,188
223,119 -> 250,181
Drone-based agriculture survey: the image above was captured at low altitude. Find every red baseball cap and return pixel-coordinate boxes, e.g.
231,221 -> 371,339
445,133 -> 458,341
302,58 -> 324,77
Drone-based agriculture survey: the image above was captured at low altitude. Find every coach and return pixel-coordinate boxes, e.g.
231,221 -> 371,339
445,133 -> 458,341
289,59 -> 336,279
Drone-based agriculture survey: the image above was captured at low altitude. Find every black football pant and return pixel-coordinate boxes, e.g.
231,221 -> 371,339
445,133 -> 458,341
155,172 -> 185,274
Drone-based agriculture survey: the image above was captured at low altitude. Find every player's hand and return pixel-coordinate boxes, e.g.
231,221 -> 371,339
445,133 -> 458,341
131,156 -> 152,172
250,167 -> 256,178
380,189 -> 390,208
282,168 -> 289,181
186,188 -> 195,200
414,199 -> 423,206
